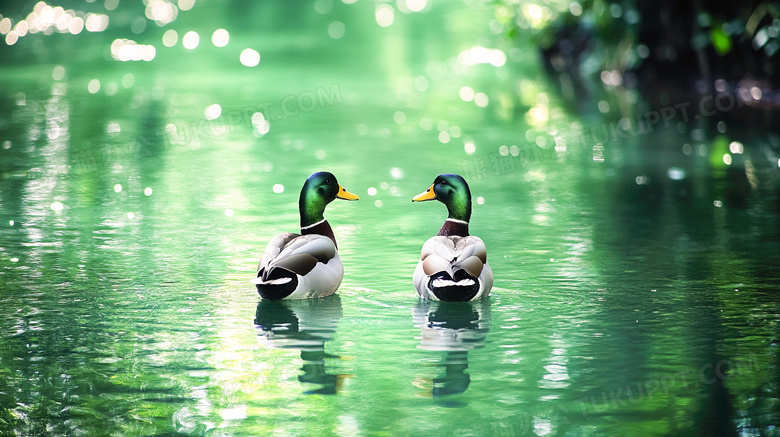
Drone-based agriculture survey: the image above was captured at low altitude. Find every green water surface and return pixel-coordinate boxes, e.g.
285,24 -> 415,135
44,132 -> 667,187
0,1 -> 778,436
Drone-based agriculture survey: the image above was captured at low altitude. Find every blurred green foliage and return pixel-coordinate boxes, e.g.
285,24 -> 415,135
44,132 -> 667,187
498,0 -> 780,90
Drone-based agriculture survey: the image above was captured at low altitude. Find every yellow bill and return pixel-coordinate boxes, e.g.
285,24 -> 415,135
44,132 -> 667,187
336,185 -> 360,200
412,184 -> 437,202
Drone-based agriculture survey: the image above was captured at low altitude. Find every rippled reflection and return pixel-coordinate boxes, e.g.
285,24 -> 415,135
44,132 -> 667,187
254,295 -> 351,395
412,300 -> 491,401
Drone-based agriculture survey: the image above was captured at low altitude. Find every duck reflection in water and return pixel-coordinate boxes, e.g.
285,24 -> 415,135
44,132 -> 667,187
254,295 -> 352,395
412,299 -> 491,399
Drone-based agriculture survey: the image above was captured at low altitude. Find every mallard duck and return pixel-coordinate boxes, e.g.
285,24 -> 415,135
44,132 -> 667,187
412,173 -> 493,301
251,172 -> 359,300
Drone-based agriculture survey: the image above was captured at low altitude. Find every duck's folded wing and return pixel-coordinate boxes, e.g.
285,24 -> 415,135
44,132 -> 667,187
262,234 -> 337,278
259,233 -> 300,270
420,236 -> 487,277
452,236 -> 487,277
432,237 -> 457,262
454,236 -> 487,262
277,235 -> 336,261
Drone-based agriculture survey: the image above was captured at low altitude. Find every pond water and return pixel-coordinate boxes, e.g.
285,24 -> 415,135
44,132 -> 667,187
1,1 -> 778,436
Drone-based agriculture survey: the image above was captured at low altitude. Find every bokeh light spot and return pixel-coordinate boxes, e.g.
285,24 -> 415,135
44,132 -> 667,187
178,0 -> 195,11
52,65 -> 65,81
251,112 -> 270,135
0,18 -> 11,35
240,48 -> 260,67
162,29 -> 177,47
375,4 -> 394,27
458,46 -> 506,67
68,17 -> 84,34
667,167 -> 686,180
146,0 -> 178,26
122,73 -> 135,88
328,21 -> 345,39
459,86 -> 474,102
272,184 -> 284,194
205,104 -> 221,120
5,30 -> 18,45
407,0 -> 427,12
142,45 -> 156,61
182,31 -> 199,49
474,92 -> 489,107
212,28 -> 229,47
111,39 -> 156,62
84,13 -> 108,32
130,17 -> 146,34
88,79 -> 101,94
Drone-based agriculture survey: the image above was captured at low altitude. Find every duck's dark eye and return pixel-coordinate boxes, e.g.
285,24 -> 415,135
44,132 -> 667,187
325,179 -> 331,184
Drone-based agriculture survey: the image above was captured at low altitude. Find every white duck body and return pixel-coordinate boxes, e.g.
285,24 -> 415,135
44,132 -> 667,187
413,233 -> 493,302
252,232 -> 344,300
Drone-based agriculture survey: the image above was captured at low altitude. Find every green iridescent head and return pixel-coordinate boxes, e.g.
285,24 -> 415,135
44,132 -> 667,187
412,173 -> 472,222
298,172 -> 359,228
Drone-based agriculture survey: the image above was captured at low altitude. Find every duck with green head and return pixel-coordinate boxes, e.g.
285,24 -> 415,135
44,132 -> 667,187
412,173 -> 493,301
251,172 -> 359,300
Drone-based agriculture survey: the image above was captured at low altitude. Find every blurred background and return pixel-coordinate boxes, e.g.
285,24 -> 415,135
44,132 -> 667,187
0,1 -> 778,436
